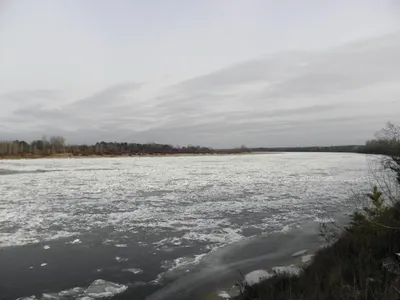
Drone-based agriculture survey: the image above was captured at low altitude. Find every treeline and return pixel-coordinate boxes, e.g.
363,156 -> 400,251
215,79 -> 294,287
250,145 -> 364,153
67,142 -> 216,156
0,136 -> 66,156
1,123 -> 399,158
363,123 -> 400,156
0,136 -> 251,157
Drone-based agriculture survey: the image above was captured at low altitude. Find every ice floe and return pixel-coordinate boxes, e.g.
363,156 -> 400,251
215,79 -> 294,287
218,291 -> 231,299
314,217 -> 334,223
115,256 -> 129,262
244,270 -> 273,285
123,268 -> 143,274
86,279 -> 127,298
43,245 -> 50,250
301,254 -> 314,263
18,280 -> 127,300
292,249 -> 307,257
66,239 -> 82,245
41,293 -> 58,299
58,287 -> 85,297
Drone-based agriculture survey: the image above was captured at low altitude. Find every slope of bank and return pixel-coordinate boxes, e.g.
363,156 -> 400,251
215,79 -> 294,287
235,197 -> 400,300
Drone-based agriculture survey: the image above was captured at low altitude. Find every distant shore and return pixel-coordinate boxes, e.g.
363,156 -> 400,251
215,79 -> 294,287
0,152 -> 276,160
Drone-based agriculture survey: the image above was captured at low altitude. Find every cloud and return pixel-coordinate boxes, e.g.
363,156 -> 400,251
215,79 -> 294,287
67,82 -> 142,109
3,32 -> 400,147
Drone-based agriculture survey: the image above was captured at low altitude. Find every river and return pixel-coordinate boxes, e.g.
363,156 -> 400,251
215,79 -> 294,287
0,153 -> 371,299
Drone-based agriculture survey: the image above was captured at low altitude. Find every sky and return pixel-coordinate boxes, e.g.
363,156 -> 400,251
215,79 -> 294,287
0,0 -> 399,147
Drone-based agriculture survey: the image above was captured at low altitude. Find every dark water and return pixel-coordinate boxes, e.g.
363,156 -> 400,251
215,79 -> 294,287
0,221 -> 328,300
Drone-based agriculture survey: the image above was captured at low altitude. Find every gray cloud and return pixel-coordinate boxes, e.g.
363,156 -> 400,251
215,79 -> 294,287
67,82 -> 142,109
3,32 -> 400,147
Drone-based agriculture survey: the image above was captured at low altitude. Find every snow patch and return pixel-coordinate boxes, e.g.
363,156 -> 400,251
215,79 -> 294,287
301,254 -> 314,263
244,270 -> 272,285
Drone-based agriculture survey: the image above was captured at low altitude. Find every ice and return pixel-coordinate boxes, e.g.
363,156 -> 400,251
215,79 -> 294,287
115,256 -> 128,262
123,268 -> 143,274
292,249 -> 307,257
55,281 -> 126,299
115,244 -> 127,248
40,263 -> 48,267
314,217 -> 334,223
43,245 -> 50,250
0,154 -> 370,252
41,293 -> 59,299
161,252 -> 208,278
58,287 -> 85,297
150,273 -> 164,285
17,296 -> 37,300
301,254 -> 314,263
218,291 -> 231,299
67,239 -> 82,245
244,270 -> 272,285
182,228 -> 243,246
280,224 -> 291,233
86,279 -> 127,298
272,265 -> 302,276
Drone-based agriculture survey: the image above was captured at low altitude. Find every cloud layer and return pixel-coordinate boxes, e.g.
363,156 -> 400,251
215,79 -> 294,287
1,32 -> 400,147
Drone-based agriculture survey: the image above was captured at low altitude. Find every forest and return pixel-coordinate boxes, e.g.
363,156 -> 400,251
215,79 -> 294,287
0,136 -> 248,157
1,123 -> 399,158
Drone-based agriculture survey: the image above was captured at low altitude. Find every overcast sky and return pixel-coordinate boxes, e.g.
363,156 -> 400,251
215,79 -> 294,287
1,0 -> 399,147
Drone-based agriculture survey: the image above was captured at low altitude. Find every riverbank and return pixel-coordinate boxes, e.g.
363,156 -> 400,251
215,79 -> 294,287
233,194 -> 400,300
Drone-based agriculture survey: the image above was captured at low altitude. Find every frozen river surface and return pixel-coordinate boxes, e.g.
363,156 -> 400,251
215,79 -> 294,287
0,153 -> 370,299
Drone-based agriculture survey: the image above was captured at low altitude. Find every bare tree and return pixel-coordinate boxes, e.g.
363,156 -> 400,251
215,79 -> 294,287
49,136 -> 66,153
